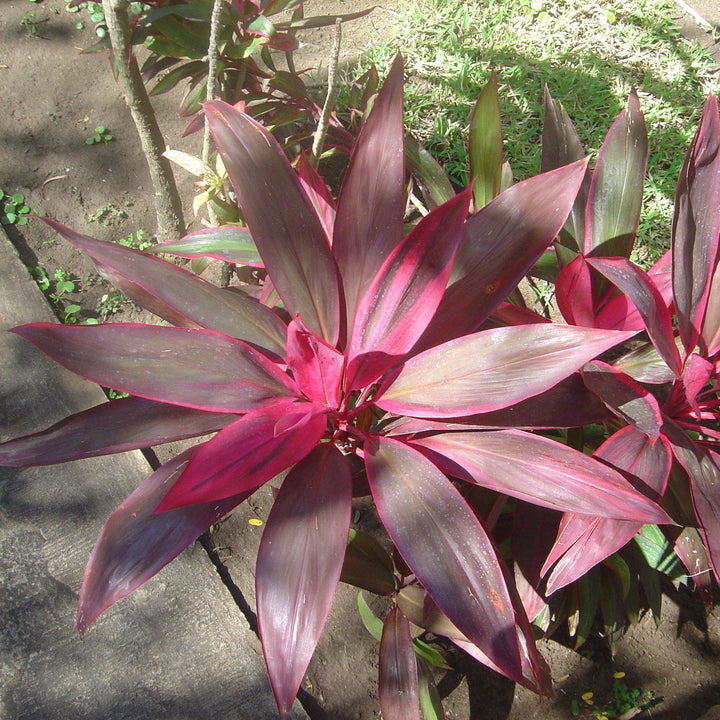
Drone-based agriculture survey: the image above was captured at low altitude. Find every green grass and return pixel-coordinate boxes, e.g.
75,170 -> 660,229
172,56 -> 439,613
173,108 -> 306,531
349,0 -> 719,265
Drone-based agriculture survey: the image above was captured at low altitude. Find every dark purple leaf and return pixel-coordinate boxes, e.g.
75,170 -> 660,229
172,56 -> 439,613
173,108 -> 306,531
155,399 -> 327,510
347,189 -> 471,389
412,429 -> 669,522
672,94 -> 720,355
581,360 -> 662,438
544,426 -> 671,593
206,100 -> 341,344
365,437 -> 524,684
333,54 -> 405,339
286,316 -> 344,407
383,374 -> 609,433
12,322 -> 297,413
588,256 -> 682,375
256,445 -> 351,718
149,225 -> 263,265
44,218 -> 287,358
418,159 -> 588,349
585,90 -> 647,260
77,448 -> 247,633
379,606 -> 421,720
0,397 -> 235,466
541,86 -> 589,249
377,324 -> 634,418
468,71 -> 503,210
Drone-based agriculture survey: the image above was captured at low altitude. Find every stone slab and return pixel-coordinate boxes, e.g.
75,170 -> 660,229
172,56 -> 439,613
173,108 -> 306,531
0,227 -> 307,719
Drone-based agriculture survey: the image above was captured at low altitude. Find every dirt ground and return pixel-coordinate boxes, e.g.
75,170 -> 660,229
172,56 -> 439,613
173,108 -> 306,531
1,0 -> 720,718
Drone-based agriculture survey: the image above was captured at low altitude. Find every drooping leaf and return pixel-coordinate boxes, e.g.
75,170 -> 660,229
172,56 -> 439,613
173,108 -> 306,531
44,218 -> 287,358
587,256 -> 682,375
581,360 -> 662,438
149,225 -> 263,266
379,606 -> 421,720
378,324 -> 634,418
77,449 -> 247,633
347,189 -> 471,389
584,89 -> 647,260
612,339 -> 678,384
411,429 -> 669,523
206,100 -> 340,343
365,437 -> 524,684
540,86 -> 588,249
0,397 -> 235,466
418,159 -> 589,348
672,94 -> 720,355
12,323 -> 297,413
340,529 -> 397,596
333,54 -> 405,339
155,399 -> 326,511
256,444 -> 351,718
286,316 -> 344,408
468,71 -> 503,210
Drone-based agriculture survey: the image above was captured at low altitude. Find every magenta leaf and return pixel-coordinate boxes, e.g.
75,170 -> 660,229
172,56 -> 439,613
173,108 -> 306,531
581,360 -> 662,438
0,397 -> 235,466
347,189 -> 471,389
584,89 -> 648,260
44,218 -> 287,358
588,256 -> 682,375
540,87 -> 589,249
149,224 -> 263,265
543,427 -> 671,593
555,254 -> 596,327
418,159 -> 589,348
377,324 -> 634,418
365,436 -> 524,684
297,151 -> 336,242
286,316 -> 344,408
680,353 -> 714,412
379,607 -> 421,720
205,100 -> 341,344
256,444 -> 351,718
333,54 -> 405,339
77,448 -> 248,634
411,429 -> 669,523
12,322 -> 298,413
672,94 -> 720,355
155,399 -> 327,511
468,71 -> 503,210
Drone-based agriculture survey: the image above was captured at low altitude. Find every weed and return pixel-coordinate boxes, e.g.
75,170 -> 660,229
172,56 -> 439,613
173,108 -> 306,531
96,290 -> 136,320
571,672 -> 661,718
1,190 -> 30,226
116,228 -> 152,251
20,11 -> 46,37
85,126 -> 114,145
32,266 -> 94,325
87,204 -> 127,226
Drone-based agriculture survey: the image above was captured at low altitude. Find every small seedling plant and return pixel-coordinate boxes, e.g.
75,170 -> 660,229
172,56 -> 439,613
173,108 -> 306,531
2,57 -> 720,720
85,125 -> 113,145
1,190 -> 30,226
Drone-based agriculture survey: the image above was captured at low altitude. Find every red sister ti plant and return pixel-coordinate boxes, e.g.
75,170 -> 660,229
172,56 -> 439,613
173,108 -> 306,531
0,57 -> 672,717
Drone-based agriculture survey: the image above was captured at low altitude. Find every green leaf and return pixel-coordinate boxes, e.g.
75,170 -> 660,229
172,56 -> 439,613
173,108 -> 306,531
357,592 -> 383,642
412,638 -> 450,670
11,193 -> 24,204
417,658 -> 446,720
469,71 -> 503,210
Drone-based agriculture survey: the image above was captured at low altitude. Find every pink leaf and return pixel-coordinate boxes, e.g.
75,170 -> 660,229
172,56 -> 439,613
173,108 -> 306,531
379,607 -> 421,720
365,437 -> 524,685
333,54 -> 405,340
286,316 -> 344,408
377,324 -> 634,418
154,400 -> 327,511
12,323 -> 298,413
77,448 -> 248,633
347,189 -> 471,389
206,100 -> 341,344
556,254 -> 596,327
256,445 -> 351,718
412,429 -> 670,523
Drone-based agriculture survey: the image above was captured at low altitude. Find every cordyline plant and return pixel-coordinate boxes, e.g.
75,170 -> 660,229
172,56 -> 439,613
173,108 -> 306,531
0,56 -> 672,718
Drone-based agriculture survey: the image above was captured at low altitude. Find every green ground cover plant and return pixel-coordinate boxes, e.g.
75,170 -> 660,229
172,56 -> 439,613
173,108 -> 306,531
355,0 -> 719,265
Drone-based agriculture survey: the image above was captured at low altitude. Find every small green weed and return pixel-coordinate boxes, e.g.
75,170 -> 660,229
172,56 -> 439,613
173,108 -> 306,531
96,290 -> 136,320
20,11 -> 46,36
86,125 -> 114,145
88,204 -> 128,225
571,672 -> 661,718
1,190 -> 31,226
32,266 -> 94,325
117,228 -> 152,251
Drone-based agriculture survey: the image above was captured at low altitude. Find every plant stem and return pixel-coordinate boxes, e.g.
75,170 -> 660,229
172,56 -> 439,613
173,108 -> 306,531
202,0 -> 224,180
311,18 -> 342,168
102,0 -> 185,244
